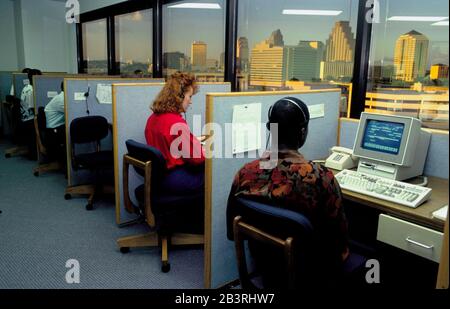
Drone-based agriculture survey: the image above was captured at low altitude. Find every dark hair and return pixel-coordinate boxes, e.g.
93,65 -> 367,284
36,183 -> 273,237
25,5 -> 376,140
267,97 -> 310,149
27,69 -> 42,86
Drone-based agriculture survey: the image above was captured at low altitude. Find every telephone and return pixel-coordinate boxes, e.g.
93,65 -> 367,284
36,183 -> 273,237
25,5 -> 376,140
325,146 -> 359,171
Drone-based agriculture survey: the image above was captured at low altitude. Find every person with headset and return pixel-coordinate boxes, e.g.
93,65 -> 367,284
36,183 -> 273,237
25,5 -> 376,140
226,97 -> 350,288
145,71 -> 205,196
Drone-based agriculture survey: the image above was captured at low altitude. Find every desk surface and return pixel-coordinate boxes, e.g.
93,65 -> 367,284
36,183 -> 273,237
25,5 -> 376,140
333,171 -> 448,232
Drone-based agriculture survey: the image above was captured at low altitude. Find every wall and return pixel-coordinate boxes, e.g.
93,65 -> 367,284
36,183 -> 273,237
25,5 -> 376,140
78,0 -> 127,13
0,0 -> 19,71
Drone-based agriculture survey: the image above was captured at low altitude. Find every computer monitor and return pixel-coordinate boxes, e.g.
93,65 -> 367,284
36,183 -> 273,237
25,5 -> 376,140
353,112 -> 431,180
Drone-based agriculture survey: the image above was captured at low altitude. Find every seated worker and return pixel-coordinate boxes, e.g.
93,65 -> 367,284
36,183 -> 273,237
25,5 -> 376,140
44,81 -> 66,168
227,97 -> 350,288
145,71 -> 205,196
19,69 -> 42,159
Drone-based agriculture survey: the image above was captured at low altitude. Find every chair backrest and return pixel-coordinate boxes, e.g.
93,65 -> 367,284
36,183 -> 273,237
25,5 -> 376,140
70,116 -> 109,144
34,107 -> 47,153
125,139 -> 167,182
36,107 -> 47,132
231,197 -> 316,289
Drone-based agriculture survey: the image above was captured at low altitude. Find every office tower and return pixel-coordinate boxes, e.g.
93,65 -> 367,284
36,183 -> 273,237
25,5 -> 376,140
321,21 -> 355,80
206,59 -> 218,70
250,39 -> 285,88
267,29 -> 284,47
430,64 -> 449,80
394,30 -> 429,82
163,52 -> 187,71
191,41 -> 207,71
237,37 -> 249,72
284,41 -> 324,81
219,52 -> 226,70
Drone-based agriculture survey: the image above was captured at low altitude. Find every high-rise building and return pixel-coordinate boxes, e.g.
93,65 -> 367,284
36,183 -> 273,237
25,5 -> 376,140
250,39 -> 285,88
430,64 -> 449,80
237,37 -> 249,72
163,52 -> 187,71
267,29 -> 284,47
394,30 -> 429,82
191,41 -> 207,70
321,21 -> 355,80
284,41 -> 324,81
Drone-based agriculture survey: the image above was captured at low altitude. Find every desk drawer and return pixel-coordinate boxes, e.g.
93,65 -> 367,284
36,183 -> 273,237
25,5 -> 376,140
377,214 -> 443,263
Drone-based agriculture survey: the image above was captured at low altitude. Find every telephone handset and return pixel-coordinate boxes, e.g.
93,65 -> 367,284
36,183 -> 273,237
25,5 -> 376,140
325,146 -> 359,171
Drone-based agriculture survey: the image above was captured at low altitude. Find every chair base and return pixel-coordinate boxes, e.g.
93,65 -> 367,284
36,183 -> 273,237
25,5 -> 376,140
64,184 -> 114,210
117,232 -> 204,272
5,146 -> 28,158
33,161 -> 61,177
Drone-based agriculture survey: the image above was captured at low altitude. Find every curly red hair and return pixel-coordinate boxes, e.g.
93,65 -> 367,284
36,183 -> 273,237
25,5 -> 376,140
151,72 -> 199,114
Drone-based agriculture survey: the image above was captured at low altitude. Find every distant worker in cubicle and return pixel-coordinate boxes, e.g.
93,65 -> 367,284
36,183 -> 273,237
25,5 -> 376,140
19,69 -> 42,160
145,72 -> 205,222
227,97 -> 350,287
44,81 -> 66,169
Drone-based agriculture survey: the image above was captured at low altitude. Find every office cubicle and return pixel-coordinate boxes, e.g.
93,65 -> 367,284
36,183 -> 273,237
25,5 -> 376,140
64,77 -> 165,189
112,82 -> 231,225
204,89 -> 341,288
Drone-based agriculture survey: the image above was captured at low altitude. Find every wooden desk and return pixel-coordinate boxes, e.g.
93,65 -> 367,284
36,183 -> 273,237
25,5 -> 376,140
338,175 -> 448,232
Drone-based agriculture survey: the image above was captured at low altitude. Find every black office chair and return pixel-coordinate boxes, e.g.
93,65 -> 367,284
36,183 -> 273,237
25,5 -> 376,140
117,139 -> 204,273
4,95 -> 29,158
32,107 -> 62,176
229,197 -> 367,289
64,116 -> 114,210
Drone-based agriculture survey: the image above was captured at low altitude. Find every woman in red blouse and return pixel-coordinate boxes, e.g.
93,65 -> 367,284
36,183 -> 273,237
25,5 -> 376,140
145,72 -> 205,196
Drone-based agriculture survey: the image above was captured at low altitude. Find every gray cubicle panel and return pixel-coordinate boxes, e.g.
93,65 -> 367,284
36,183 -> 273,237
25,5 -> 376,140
112,82 -> 231,225
0,71 -> 13,135
338,118 -> 449,179
204,89 -> 341,288
12,73 -> 28,99
65,78 -> 165,188
33,74 -> 80,111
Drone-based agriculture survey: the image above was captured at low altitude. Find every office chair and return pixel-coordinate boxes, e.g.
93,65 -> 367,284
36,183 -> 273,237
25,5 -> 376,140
230,197 -> 367,289
117,139 -> 204,273
32,107 -> 62,176
64,116 -> 114,211
4,95 -> 29,158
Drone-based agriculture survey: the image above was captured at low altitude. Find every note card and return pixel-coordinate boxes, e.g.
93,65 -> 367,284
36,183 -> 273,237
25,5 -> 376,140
47,91 -> 58,98
74,92 -> 85,101
232,103 -> 262,155
96,84 -> 112,104
308,104 -> 325,119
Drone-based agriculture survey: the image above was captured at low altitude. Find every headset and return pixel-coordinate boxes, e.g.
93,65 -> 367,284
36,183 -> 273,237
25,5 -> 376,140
266,97 -> 309,131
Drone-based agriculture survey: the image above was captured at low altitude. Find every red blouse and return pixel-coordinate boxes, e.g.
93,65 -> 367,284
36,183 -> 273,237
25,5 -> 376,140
145,112 -> 205,170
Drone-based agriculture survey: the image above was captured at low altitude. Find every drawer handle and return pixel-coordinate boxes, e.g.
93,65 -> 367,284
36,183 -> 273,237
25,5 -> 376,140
406,237 -> 434,250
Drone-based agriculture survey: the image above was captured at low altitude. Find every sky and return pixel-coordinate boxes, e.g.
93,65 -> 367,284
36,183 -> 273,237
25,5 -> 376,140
84,0 -> 449,67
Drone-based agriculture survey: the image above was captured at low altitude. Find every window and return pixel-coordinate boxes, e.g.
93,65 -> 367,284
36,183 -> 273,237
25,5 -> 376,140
162,0 -> 226,81
82,19 -> 108,74
237,0 -> 358,95
367,0 -> 449,130
115,9 -> 153,77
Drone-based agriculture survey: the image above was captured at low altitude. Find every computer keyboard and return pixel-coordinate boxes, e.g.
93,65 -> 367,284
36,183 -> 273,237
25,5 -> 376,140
335,169 -> 432,208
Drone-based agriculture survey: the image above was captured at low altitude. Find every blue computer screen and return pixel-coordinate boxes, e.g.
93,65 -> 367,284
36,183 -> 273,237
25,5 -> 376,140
361,120 -> 405,155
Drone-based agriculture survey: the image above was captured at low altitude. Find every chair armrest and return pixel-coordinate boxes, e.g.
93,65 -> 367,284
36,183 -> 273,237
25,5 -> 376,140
122,154 -> 155,227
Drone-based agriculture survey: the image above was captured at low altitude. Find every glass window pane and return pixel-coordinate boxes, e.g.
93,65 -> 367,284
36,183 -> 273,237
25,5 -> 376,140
82,19 -> 108,74
115,9 -> 153,77
367,0 -> 449,130
163,0 -> 226,81
238,0 -> 358,98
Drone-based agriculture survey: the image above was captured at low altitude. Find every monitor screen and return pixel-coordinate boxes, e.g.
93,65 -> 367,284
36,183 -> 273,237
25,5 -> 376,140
361,119 -> 405,155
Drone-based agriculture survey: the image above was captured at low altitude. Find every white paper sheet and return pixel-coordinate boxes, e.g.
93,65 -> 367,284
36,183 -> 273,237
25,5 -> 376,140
308,104 -> 325,119
432,205 -> 448,221
232,103 -> 262,155
96,84 -> 112,104
47,91 -> 58,98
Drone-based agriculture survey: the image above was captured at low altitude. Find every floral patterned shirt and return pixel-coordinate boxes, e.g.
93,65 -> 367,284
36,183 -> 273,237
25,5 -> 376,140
227,150 -> 349,262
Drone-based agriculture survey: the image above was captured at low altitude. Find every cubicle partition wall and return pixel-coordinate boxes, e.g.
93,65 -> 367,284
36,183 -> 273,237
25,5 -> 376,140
338,118 -> 449,180
112,82 -> 231,225
65,78 -> 165,188
33,75 -> 77,111
0,71 -> 14,135
204,89 -> 341,288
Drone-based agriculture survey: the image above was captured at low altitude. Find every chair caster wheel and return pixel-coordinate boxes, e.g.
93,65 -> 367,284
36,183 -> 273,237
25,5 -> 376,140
86,204 -> 93,211
120,247 -> 130,254
64,194 -> 71,200
162,262 -> 170,273
33,171 -> 39,177
5,154 -> 11,158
